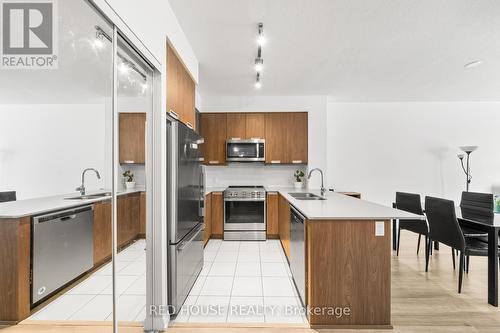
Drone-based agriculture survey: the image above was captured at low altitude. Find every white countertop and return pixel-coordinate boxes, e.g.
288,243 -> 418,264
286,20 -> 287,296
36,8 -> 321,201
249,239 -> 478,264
204,186 -> 226,195
0,187 -> 145,219
276,188 -> 423,220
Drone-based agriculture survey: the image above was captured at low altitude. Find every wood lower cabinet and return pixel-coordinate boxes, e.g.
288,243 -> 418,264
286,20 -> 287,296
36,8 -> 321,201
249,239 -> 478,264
266,192 -> 279,238
204,193 -> 212,245
167,42 -> 196,130
200,113 -> 227,165
139,192 -> 146,236
211,192 -> 224,237
119,113 -> 146,164
117,192 -> 140,248
93,201 -> 112,265
278,193 -> 291,260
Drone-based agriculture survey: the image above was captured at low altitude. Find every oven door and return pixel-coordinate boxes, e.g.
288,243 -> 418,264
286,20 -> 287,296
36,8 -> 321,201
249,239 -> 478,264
224,199 -> 266,231
226,140 -> 264,162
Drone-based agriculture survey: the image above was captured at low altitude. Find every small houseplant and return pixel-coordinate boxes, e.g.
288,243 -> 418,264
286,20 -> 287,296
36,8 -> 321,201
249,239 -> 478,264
294,170 -> 305,189
495,195 -> 500,213
123,170 -> 135,189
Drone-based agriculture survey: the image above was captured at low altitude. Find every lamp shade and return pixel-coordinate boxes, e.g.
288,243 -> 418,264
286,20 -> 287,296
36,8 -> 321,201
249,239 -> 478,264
459,146 -> 478,154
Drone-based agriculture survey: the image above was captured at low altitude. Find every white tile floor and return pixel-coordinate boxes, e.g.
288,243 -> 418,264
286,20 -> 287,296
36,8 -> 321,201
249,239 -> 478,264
29,238 -> 306,324
29,239 -> 146,322
174,239 -> 307,324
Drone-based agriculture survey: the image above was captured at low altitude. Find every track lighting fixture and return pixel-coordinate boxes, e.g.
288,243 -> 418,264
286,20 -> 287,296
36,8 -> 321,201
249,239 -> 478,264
255,73 -> 262,89
255,57 -> 264,73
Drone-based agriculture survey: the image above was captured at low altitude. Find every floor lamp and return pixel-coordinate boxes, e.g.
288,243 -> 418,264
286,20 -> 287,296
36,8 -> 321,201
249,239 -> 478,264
457,146 -> 478,192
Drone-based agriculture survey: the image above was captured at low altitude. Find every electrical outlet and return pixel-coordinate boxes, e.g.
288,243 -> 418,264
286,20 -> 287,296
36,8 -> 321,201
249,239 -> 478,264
375,221 -> 385,236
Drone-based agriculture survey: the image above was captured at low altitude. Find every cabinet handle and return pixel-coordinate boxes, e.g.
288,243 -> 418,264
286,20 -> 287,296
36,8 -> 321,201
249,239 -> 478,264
186,122 -> 194,129
123,160 -> 135,164
267,192 -> 278,195
270,160 -> 281,164
169,110 -> 179,119
230,137 -> 241,140
292,160 -> 303,164
250,137 -> 261,140
208,160 -> 219,164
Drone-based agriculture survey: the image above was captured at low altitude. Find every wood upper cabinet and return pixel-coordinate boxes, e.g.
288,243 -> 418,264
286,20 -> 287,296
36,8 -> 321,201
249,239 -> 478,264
93,201 -> 112,265
266,192 -> 279,238
286,112 -> 308,164
278,194 -> 291,260
226,113 -> 246,139
245,113 -> 265,139
204,193 -> 212,245
200,113 -> 227,165
211,192 -> 224,237
119,113 -> 146,164
167,42 -> 196,130
265,113 -> 287,164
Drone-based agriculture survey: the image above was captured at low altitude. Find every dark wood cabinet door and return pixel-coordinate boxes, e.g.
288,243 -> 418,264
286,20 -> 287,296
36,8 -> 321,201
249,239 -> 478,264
119,113 -> 146,164
266,192 -> 279,237
226,113 -> 246,140
211,192 -> 224,237
93,201 -> 112,265
204,193 -> 212,245
200,113 -> 227,165
286,112 -> 308,164
117,193 -> 140,248
166,43 -> 178,117
245,113 -> 265,139
139,192 -> 146,236
265,113 -> 287,164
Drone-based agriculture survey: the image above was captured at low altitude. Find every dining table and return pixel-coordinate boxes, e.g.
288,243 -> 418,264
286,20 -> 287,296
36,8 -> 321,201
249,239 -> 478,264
456,207 -> 500,307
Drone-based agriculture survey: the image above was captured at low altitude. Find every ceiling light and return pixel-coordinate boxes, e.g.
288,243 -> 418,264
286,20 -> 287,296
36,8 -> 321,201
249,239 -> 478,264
257,23 -> 266,46
255,73 -> 261,89
93,38 -> 104,49
255,58 -> 264,72
118,62 -> 130,74
464,60 -> 482,68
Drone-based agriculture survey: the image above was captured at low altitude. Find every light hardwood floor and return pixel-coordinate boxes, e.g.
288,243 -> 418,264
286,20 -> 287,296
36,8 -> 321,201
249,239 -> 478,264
2,232 -> 500,332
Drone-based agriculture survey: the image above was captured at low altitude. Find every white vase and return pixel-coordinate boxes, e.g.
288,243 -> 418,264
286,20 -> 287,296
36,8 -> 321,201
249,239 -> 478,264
294,182 -> 303,189
125,181 -> 136,189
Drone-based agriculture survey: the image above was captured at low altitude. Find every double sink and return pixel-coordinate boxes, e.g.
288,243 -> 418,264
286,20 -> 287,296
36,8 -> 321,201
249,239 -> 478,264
289,192 -> 326,201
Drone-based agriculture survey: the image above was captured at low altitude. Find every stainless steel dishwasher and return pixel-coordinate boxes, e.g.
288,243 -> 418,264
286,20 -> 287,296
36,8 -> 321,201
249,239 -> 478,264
32,205 -> 94,304
290,205 -> 306,305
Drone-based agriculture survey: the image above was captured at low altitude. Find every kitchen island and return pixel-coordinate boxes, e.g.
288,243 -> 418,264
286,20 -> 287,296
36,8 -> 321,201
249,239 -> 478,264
269,188 -> 423,329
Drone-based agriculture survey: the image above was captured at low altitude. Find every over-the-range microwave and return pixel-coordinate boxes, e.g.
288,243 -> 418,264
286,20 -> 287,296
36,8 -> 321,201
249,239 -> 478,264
226,138 -> 265,162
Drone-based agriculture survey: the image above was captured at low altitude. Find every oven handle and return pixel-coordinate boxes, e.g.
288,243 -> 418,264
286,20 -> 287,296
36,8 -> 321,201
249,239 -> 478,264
224,198 -> 266,202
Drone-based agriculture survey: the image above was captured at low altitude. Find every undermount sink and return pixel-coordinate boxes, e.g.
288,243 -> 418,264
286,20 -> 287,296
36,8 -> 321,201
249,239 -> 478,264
289,192 -> 326,201
65,192 -> 111,200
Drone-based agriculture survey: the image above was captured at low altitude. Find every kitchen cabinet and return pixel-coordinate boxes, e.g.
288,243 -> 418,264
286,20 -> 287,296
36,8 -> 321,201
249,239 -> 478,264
167,42 -> 196,130
204,193 -> 212,245
117,192 -> 140,248
139,192 -> 146,236
278,193 -> 291,260
286,112 -> 308,164
200,113 -> 227,165
245,113 -> 265,139
211,191 -> 224,237
265,113 -> 287,164
226,113 -> 246,139
93,201 -> 112,265
119,113 -> 146,164
266,192 -> 279,238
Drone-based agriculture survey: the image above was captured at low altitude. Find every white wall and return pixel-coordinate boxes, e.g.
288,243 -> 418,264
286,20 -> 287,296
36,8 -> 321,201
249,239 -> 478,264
0,104 -> 108,200
327,102 -> 500,205
200,95 -> 328,189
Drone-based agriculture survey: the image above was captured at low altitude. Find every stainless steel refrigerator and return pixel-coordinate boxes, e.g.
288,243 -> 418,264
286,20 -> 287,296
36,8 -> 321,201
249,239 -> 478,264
167,116 -> 205,315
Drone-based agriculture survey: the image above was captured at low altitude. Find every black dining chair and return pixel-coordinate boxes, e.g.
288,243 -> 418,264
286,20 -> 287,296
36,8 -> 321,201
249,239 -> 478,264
459,191 -> 493,272
425,196 -> 500,293
0,191 -> 16,203
395,192 -> 428,257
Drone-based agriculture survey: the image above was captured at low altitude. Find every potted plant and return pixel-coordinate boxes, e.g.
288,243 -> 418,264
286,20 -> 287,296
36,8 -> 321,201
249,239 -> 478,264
123,170 -> 136,189
294,170 -> 305,189
495,195 -> 500,213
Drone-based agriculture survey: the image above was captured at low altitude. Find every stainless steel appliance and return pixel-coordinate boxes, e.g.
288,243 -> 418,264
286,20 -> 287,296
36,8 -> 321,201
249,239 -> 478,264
31,205 -> 94,304
167,116 -> 205,315
224,186 -> 266,240
290,205 -> 306,305
226,138 -> 265,162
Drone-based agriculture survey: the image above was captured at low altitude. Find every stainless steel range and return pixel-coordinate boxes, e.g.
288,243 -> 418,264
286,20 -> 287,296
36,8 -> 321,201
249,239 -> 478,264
224,186 -> 266,240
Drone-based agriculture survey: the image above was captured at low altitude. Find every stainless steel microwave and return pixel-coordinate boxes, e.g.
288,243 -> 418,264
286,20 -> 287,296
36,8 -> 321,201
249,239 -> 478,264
226,139 -> 265,162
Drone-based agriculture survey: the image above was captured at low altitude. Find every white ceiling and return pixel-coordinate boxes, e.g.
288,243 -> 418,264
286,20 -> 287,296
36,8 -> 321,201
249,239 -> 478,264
169,0 -> 500,101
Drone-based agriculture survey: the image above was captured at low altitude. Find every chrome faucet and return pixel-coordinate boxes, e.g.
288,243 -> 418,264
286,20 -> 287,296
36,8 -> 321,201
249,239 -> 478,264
76,168 -> 101,195
308,168 -> 326,197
